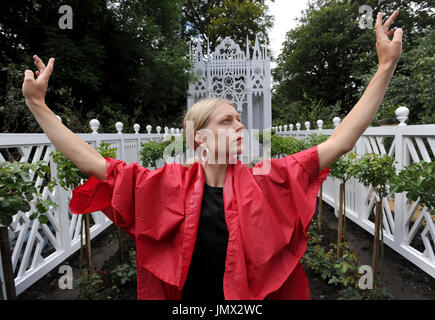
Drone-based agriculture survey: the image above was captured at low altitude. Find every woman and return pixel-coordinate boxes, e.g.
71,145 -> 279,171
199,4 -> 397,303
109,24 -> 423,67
21,12 -> 402,300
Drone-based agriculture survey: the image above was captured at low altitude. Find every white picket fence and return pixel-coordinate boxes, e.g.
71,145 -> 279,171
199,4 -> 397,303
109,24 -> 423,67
0,107 -> 434,299
274,107 -> 435,279
0,119 -> 185,298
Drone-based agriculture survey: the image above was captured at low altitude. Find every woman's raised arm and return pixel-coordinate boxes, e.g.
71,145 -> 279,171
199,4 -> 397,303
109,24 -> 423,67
317,10 -> 403,172
22,55 -> 106,180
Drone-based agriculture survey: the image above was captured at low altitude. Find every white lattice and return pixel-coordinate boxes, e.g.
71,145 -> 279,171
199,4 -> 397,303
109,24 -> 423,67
0,132 -> 170,297
277,124 -> 435,278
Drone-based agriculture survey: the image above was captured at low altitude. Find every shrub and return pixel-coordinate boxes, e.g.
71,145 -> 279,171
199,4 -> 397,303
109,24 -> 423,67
391,161 -> 435,214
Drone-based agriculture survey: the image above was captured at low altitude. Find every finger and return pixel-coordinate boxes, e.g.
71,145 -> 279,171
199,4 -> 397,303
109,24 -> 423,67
40,58 -> 55,80
387,29 -> 394,38
33,55 -> 46,73
384,10 -> 399,30
24,70 -> 35,81
375,12 -> 386,40
392,28 -> 403,44
36,71 -> 40,77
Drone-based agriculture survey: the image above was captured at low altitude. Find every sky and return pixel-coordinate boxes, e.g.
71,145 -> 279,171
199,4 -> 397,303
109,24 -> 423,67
266,0 -> 311,69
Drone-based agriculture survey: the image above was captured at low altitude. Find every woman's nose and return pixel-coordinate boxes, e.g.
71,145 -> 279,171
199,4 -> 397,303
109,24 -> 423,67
235,120 -> 244,131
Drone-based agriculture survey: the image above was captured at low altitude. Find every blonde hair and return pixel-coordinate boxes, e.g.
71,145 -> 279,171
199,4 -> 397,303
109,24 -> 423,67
183,97 -> 235,168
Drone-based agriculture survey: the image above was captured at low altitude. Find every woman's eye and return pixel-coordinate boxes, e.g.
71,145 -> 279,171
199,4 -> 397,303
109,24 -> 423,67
222,119 -> 230,124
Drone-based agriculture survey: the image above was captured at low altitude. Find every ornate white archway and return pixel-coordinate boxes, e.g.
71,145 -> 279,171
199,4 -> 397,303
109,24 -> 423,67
187,35 -> 272,133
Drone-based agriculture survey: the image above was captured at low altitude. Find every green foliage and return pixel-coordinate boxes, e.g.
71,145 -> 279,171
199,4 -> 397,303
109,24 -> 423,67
181,0 -> 273,53
96,141 -> 118,159
51,142 -> 117,190
139,140 -> 166,168
351,153 -> 397,198
139,134 -> 187,168
302,220 -> 360,289
256,127 -> 276,145
0,160 -> 58,226
338,285 -> 395,300
110,249 -> 137,286
356,28 -> 435,125
270,135 -> 306,157
272,95 -> 342,129
1,0 -> 193,133
303,218 -> 395,300
303,133 -> 328,149
273,0 -> 435,126
261,132 -> 325,159
273,0 -> 369,116
391,161 -> 435,213
74,269 -> 104,300
0,62 -> 41,133
329,152 -> 357,183
51,150 -> 88,191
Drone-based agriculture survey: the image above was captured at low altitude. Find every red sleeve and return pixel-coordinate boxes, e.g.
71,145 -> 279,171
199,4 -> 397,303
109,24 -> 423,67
288,145 -> 330,232
68,157 -> 151,239
252,145 -> 330,234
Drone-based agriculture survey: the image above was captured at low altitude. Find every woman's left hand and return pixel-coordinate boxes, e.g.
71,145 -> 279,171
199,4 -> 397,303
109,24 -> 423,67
375,10 -> 403,70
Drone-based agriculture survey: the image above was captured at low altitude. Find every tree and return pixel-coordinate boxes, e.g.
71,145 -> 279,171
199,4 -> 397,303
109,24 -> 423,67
329,152 -> 357,258
0,0 -> 193,133
355,28 -> 435,125
351,153 -> 397,284
181,0 -> 274,53
273,0 -> 435,126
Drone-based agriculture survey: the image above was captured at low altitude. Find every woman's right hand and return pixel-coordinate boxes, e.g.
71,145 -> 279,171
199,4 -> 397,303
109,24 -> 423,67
22,55 -> 55,108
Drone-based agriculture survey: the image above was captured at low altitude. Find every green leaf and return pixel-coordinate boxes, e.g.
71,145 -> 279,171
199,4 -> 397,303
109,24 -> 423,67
38,215 -> 49,224
29,212 -> 38,220
0,215 -> 13,227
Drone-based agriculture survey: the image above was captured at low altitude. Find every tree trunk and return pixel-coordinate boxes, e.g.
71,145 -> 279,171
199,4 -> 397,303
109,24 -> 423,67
372,199 -> 382,283
0,227 -> 16,300
337,183 -> 344,258
343,183 -> 347,241
84,213 -> 93,274
318,185 -> 323,233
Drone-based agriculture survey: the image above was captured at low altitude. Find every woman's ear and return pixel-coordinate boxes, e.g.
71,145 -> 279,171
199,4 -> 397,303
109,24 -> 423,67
194,131 -> 205,146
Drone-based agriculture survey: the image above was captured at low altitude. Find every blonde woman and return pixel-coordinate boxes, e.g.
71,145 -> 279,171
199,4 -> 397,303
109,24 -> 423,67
22,12 -> 402,300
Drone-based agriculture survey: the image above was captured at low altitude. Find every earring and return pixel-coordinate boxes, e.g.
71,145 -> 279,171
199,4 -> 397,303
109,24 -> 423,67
197,143 -> 209,163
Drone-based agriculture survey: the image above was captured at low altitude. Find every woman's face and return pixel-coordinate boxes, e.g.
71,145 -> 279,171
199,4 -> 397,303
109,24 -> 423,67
196,103 -> 245,164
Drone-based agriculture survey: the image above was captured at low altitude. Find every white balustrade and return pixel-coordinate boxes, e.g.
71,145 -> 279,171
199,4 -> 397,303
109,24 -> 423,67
274,107 -> 435,278
1,106 -> 434,298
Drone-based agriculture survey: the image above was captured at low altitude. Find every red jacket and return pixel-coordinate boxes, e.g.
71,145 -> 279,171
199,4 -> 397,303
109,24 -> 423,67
69,145 -> 329,300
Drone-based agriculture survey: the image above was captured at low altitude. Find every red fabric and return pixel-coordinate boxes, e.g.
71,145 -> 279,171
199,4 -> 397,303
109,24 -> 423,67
69,145 -> 329,300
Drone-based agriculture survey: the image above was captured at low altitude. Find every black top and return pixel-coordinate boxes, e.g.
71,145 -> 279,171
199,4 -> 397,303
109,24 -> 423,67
181,182 -> 229,301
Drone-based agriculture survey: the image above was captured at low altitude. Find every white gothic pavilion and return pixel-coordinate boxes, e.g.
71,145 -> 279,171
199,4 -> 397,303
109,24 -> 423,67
187,35 -> 272,134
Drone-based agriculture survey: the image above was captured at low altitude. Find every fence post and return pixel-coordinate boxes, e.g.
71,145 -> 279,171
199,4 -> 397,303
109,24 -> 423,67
116,122 -> 125,161
49,144 -> 72,258
134,124 -> 141,163
394,107 -> 409,247
317,119 -> 323,131
304,121 -> 310,131
355,135 -> 365,219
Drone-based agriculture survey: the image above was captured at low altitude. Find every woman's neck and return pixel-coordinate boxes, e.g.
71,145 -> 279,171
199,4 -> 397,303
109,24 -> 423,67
202,161 -> 229,188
